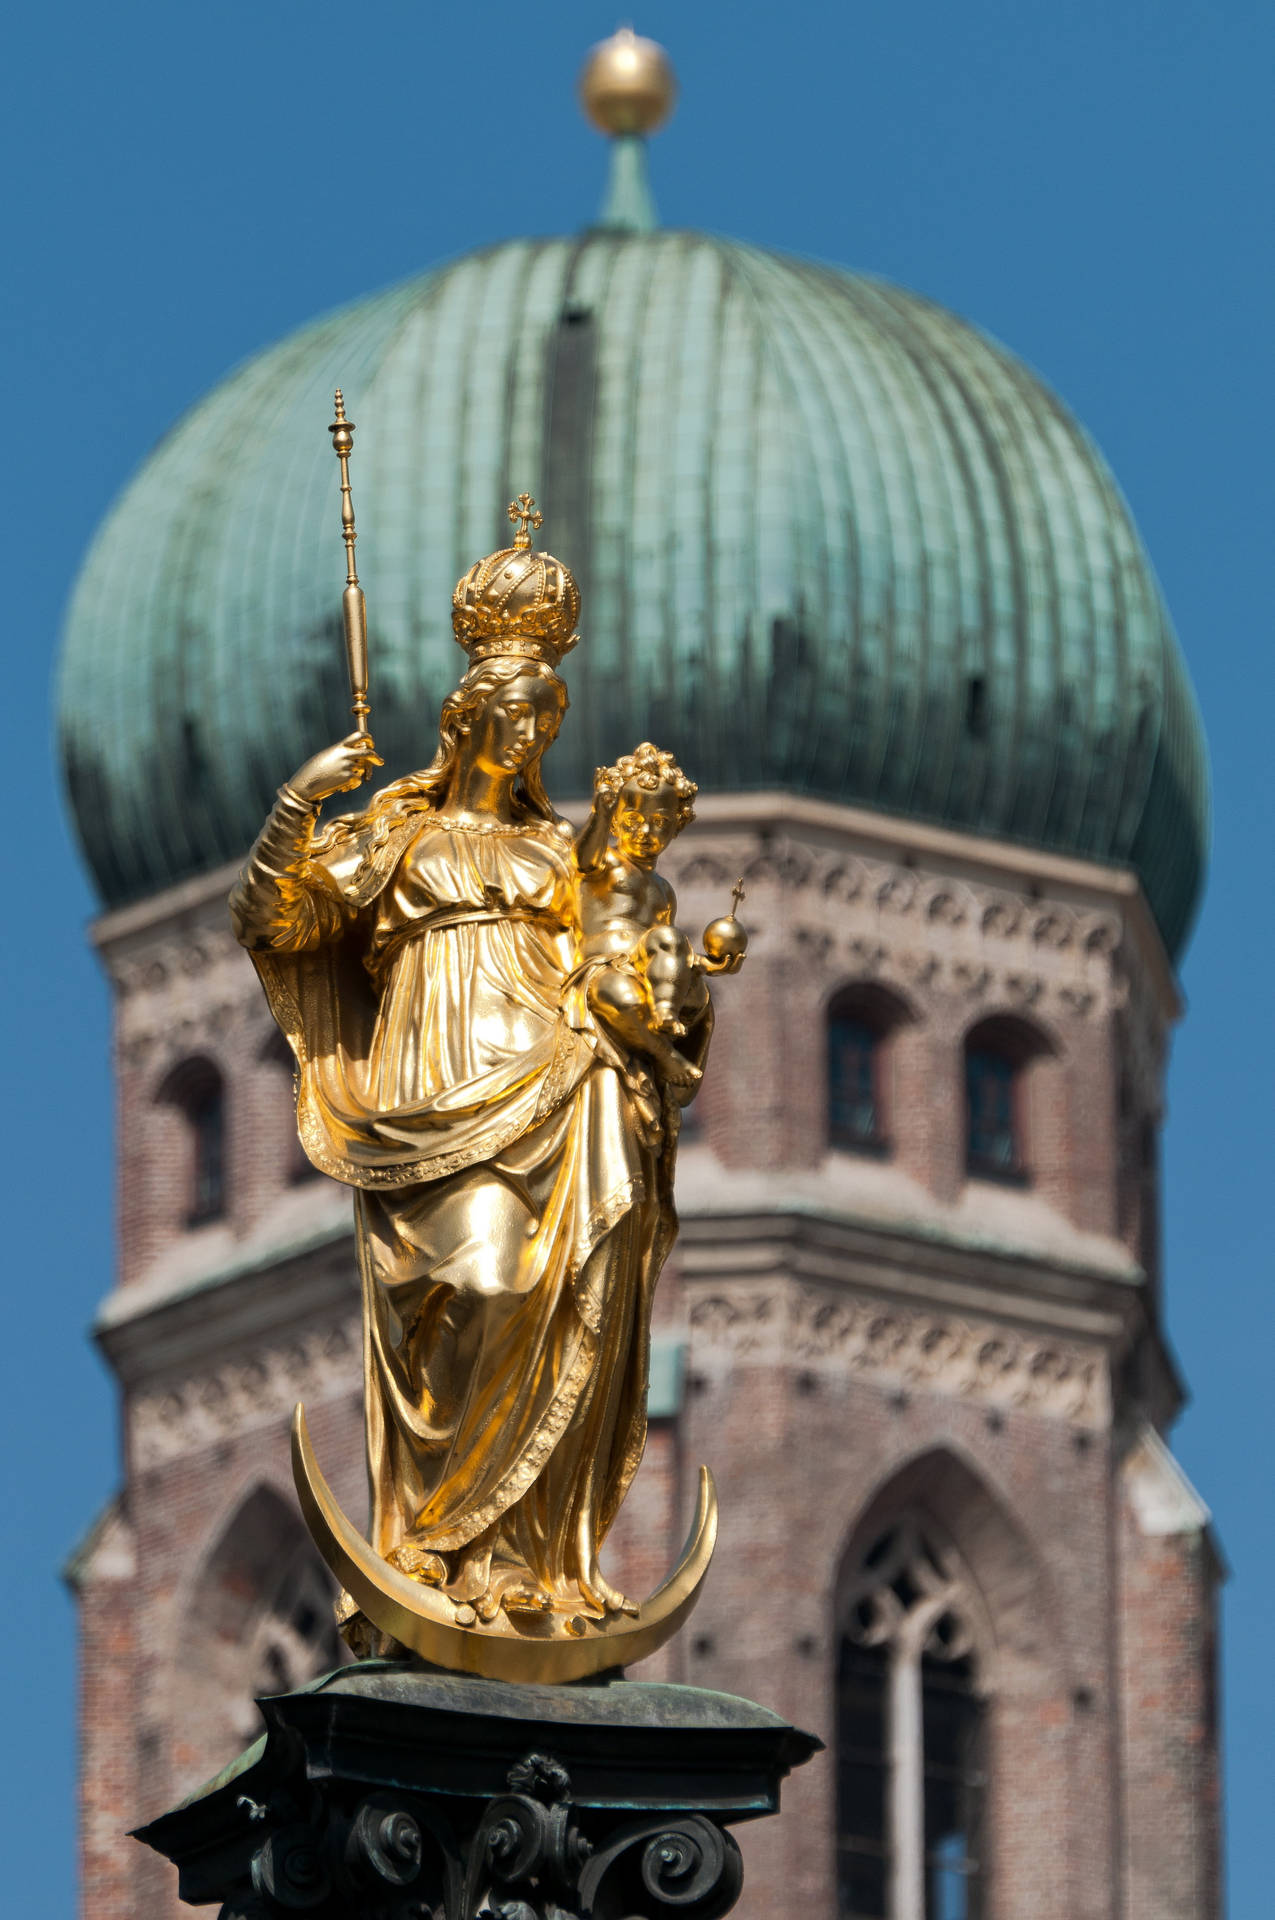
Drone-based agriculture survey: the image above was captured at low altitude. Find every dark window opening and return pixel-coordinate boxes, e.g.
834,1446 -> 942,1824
187,1079 -> 226,1224
963,1016 -> 1051,1182
836,1638 -> 986,1920
161,1058 -> 227,1228
923,1653 -> 985,1919
964,1048 -> 1019,1176
830,1015 -> 882,1149
828,985 -> 907,1154
837,1639 -> 888,1918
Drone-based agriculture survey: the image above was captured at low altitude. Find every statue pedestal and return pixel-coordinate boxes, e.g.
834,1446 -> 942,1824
135,1661 -> 821,1920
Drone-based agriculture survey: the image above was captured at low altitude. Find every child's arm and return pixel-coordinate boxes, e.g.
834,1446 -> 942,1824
574,776 -> 620,873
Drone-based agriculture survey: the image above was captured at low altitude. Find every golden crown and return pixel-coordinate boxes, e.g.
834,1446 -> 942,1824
451,495 -> 582,668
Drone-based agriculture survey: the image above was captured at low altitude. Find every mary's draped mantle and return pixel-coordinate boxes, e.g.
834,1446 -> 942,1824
230,788 -> 679,1607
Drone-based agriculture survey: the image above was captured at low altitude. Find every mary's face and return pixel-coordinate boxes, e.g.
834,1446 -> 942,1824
467,674 -> 561,777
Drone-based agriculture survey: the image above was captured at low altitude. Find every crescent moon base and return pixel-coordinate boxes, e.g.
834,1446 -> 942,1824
291,1403 -> 719,1684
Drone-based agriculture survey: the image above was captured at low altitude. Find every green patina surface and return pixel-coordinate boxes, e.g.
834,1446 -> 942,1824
58,207 -> 1208,953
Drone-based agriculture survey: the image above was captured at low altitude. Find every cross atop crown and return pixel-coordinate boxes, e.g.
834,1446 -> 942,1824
507,493 -> 544,551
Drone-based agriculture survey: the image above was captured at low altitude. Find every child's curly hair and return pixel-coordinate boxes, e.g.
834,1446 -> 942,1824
594,741 -> 698,829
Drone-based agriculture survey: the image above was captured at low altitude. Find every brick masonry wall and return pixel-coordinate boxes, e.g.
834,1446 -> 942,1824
1118,1443 -> 1223,1920
73,1506 -> 138,1920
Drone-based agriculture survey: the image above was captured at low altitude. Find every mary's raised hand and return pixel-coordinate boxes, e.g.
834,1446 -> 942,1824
288,732 -> 383,805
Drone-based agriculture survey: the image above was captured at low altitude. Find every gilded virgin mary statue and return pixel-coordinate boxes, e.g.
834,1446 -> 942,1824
230,498 -> 743,1681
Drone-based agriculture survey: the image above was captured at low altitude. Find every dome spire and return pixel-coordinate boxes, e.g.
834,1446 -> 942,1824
578,27 -> 677,234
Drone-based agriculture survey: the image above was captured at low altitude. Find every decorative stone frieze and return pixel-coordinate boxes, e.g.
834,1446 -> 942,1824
130,1317 -> 361,1469
687,1285 -> 1109,1429
666,831 -> 1131,1026
107,919 -> 241,995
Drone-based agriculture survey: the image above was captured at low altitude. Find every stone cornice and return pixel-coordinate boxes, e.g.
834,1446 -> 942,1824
99,1203 -> 1174,1445
96,1222 -> 356,1386
675,1207 -> 1145,1347
91,857 -> 243,953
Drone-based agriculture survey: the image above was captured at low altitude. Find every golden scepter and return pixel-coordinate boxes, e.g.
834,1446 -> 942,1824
328,390 -> 371,738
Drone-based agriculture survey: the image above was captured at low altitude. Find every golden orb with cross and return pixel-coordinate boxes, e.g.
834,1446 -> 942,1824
451,494 -> 582,668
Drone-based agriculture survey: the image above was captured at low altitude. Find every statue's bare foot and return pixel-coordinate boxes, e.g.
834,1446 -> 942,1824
651,1009 -> 687,1037
579,1569 -> 640,1618
439,1526 -> 498,1605
387,1543 -> 446,1586
502,1584 -> 554,1618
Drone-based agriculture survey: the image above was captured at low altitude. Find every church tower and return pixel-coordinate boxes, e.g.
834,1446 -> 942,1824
61,32 -> 1219,1920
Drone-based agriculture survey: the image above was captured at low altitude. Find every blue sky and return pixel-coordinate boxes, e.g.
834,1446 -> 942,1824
4,1 -> 1271,1910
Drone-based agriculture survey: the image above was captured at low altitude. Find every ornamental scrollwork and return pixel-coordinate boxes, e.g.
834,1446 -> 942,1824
579,1813 -> 743,1920
214,1756 -> 747,1920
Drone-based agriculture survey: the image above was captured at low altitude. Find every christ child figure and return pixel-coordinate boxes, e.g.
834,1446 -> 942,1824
573,742 -> 708,1090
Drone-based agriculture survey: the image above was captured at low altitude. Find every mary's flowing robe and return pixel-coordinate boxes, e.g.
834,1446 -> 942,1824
230,785 -> 680,1613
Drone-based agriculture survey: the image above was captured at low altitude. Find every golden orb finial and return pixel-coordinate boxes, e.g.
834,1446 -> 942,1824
579,27 -> 677,138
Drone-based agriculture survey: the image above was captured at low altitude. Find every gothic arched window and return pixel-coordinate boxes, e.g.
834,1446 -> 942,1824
827,985 -> 909,1154
963,1015 -> 1049,1181
837,1520 -> 987,1919
159,1056 -> 227,1227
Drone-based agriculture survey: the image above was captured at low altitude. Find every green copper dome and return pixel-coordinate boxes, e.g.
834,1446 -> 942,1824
58,227 -> 1208,954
